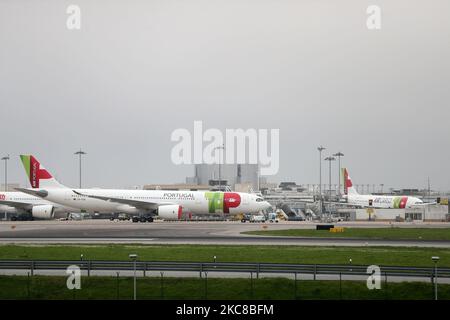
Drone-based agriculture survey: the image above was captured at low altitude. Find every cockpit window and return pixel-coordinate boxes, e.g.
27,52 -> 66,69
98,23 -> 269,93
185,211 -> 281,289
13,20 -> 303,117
256,198 -> 264,202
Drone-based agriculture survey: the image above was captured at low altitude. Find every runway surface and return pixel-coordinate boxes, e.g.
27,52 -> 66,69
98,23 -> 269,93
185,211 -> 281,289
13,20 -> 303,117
1,220 -> 450,247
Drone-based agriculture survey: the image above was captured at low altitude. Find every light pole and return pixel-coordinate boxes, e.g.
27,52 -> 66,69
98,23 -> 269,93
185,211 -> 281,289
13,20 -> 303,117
1,155 -> 9,191
74,149 -> 86,188
256,164 -> 260,192
214,145 -> 224,191
432,256 -> 439,300
129,254 -> 138,300
317,146 -> 326,214
324,156 -> 336,199
333,152 -> 344,198
1,155 -> 8,220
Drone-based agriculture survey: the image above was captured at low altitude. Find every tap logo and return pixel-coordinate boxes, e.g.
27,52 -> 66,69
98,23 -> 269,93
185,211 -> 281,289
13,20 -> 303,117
205,192 -> 241,214
393,197 -> 408,209
32,162 -> 38,188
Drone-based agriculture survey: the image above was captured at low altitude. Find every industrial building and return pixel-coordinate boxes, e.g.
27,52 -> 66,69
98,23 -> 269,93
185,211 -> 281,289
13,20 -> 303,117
186,163 -> 260,191
143,184 -> 211,191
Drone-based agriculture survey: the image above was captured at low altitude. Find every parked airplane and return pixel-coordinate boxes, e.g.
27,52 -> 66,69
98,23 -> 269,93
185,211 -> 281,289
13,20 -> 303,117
342,168 -> 424,208
16,155 -> 271,221
0,192 -> 77,220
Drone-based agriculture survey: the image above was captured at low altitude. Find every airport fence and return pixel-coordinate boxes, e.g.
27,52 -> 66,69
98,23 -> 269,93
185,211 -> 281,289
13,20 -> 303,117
0,259 -> 449,279
1,259 -> 450,299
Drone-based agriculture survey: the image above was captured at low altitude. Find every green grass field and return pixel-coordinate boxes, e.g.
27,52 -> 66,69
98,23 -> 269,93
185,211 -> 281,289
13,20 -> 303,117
1,275 -> 448,300
243,228 -> 450,241
1,244 -> 450,267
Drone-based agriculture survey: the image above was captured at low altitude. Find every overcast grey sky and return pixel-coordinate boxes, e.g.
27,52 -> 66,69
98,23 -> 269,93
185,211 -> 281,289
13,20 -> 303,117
1,0 -> 449,191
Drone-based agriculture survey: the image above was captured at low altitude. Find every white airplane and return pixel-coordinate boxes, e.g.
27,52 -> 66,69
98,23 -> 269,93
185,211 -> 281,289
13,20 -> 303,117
16,155 -> 271,221
0,192 -> 78,220
341,168 -> 425,208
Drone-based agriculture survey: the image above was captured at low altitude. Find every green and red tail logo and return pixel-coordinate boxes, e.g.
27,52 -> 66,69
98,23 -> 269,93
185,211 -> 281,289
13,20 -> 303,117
20,155 -> 53,188
342,168 -> 352,194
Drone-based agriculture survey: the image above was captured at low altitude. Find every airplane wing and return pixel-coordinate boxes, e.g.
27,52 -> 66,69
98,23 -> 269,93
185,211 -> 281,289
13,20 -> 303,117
72,190 -> 173,211
14,187 -> 49,198
0,200 -> 33,210
323,201 -> 365,208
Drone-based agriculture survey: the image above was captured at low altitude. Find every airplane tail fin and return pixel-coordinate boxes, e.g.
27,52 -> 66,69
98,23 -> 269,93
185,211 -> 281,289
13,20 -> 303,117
20,155 -> 66,189
342,168 -> 358,195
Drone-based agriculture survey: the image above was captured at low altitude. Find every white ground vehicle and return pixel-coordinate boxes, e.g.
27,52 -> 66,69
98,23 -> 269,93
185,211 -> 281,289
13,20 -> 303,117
110,213 -> 131,221
250,214 -> 266,223
267,212 -> 279,223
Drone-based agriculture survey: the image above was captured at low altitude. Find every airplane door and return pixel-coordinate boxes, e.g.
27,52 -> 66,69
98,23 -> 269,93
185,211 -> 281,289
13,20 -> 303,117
243,194 -> 249,206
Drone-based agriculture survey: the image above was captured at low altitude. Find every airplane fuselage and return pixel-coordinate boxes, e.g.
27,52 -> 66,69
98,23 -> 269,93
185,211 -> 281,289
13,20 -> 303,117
37,188 -> 270,215
0,192 -> 49,213
0,192 -> 76,216
346,194 -> 423,209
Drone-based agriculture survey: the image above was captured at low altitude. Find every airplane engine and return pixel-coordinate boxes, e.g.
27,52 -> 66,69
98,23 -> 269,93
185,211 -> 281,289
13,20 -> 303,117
32,205 -> 55,220
157,205 -> 182,220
